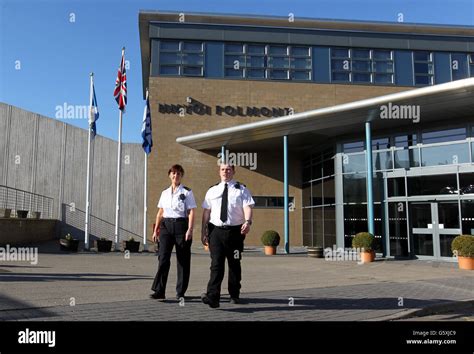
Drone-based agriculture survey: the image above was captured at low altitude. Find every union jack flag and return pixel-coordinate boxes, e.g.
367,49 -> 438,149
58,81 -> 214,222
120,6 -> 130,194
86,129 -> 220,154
114,48 -> 127,111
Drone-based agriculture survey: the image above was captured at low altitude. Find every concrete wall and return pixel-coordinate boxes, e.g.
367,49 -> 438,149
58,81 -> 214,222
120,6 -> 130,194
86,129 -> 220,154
0,219 -> 60,245
0,103 -> 144,243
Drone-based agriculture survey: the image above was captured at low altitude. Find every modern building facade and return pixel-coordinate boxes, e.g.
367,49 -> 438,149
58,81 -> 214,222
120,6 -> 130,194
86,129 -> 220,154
139,11 -> 474,260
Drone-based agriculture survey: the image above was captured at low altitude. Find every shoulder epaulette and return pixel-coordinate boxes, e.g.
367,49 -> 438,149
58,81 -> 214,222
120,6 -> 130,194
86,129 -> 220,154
235,181 -> 246,189
183,186 -> 191,191
209,183 -> 219,188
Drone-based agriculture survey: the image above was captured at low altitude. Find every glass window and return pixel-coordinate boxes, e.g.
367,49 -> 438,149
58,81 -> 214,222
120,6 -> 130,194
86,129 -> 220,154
421,142 -> 470,167
460,173 -> 474,194
225,43 -> 244,53
343,173 -> 367,203
388,202 -> 409,257
248,69 -> 265,78
343,141 -> 364,153
225,68 -> 244,77
394,147 -> 421,169
461,200 -> 474,234
373,150 -> 393,171
352,49 -> 370,59
372,137 -> 390,150
253,196 -> 294,209
291,71 -> 311,80
373,50 -> 392,60
421,128 -> 466,144
160,41 -> 179,51
159,40 -> 204,77
182,53 -> 203,66
343,204 -> 368,247
269,69 -> 288,79
451,53 -> 469,81
248,45 -> 265,54
160,66 -> 179,75
224,43 -> 310,80
394,135 -> 417,147
269,46 -> 287,55
331,47 -> 393,84
388,177 -> 405,197
407,174 -> 458,196
414,51 -> 433,85
343,153 -> 365,173
183,42 -> 202,52
470,54 -> 474,77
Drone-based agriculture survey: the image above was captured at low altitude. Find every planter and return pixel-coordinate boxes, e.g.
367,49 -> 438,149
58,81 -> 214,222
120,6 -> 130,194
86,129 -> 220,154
360,250 -> 375,263
123,240 -> 140,253
60,239 -> 79,252
264,246 -> 277,256
457,256 -> 474,270
16,210 -> 28,218
307,246 -> 324,258
32,211 -> 41,219
95,239 -> 113,252
0,208 -> 11,218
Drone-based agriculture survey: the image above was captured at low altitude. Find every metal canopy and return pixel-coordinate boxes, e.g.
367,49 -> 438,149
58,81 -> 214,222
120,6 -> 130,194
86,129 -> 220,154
176,78 -> 474,151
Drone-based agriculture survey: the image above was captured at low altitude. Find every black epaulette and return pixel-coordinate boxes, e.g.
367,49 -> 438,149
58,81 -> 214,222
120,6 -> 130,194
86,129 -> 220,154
209,183 -> 219,188
183,186 -> 191,191
235,181 -> 246,189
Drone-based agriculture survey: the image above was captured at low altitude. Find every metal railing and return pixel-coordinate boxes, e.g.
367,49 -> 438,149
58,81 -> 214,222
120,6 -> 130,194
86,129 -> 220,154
0,185 -> 54,219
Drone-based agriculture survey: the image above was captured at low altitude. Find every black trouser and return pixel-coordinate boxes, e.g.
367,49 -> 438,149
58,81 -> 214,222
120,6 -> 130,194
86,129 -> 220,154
206,224 -> 244,302
151,218 -> 191,297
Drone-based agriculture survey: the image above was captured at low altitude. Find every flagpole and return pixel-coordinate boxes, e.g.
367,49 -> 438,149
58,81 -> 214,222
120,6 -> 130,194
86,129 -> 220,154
84,72 -> 94,251
114,110 -> 123,250
143,151 -> 148,251
114,47 -> 125,251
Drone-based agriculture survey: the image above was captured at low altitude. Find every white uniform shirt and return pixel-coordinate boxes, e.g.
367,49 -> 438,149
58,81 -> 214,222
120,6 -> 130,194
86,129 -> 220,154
202,180 -> 255,227
158,184 -> 197,218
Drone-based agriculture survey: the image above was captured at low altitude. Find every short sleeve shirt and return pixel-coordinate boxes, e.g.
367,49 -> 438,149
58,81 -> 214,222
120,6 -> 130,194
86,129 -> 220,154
158,184 -> 197,218
202,180 -> 254,226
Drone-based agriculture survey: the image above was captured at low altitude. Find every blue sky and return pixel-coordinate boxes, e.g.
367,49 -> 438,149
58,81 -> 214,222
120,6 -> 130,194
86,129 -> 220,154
0,0 -> 473,143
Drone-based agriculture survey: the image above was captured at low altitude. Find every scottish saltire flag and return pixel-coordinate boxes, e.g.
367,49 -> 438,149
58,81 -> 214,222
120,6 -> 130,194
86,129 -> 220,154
113,49 -> 127,111
89,83 -> 99,137
141,91 -> 153,154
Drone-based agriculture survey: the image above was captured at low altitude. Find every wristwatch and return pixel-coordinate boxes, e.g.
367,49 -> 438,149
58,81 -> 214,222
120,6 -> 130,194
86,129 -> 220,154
245,219 -> 252,225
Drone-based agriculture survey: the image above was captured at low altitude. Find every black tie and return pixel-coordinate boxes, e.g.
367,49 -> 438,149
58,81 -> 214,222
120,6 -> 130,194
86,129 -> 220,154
220,183 -> 228,222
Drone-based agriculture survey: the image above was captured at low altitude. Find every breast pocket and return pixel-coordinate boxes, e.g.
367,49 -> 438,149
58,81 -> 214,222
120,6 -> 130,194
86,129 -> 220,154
230,192 -> 242,207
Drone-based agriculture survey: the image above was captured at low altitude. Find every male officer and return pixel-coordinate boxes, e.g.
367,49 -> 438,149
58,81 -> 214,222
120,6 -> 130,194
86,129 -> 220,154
201,164 -> 254,308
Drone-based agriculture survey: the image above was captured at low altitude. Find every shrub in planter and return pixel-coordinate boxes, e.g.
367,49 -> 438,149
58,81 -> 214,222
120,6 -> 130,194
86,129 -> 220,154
123,237 -> 140,253
451,235 -> 474,270
60,233 -> 79,252
16,210 -> 28,218
261,230 -> 280,255
0,208 -> 11,218
352,232 -> 375,263
96,238 -> 113,252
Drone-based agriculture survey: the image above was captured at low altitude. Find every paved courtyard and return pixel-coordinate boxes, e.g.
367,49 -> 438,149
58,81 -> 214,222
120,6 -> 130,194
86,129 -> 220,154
0,243 -> 473,321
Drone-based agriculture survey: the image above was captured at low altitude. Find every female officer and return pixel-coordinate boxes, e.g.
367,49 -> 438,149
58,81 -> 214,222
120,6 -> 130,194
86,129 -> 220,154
150,164 -> 196,301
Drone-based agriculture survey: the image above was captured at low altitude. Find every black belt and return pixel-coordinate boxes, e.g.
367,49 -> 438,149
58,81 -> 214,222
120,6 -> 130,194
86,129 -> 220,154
212,224 -> 241,230
163,217 -> 188,222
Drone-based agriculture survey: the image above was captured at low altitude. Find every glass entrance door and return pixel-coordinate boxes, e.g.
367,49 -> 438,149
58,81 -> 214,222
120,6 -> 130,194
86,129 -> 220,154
410,201 -> 460,259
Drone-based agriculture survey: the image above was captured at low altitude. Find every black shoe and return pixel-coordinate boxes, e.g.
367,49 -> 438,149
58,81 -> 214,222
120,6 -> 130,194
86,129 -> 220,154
229,297 -> 240,304
150,292 -> 166,300
201,293 -> 219,308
